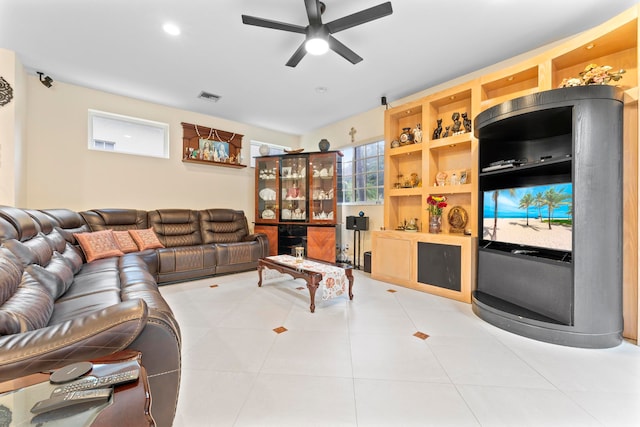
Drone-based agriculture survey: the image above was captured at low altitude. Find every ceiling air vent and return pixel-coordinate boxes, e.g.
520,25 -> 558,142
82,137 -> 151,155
198,91 -> 221,102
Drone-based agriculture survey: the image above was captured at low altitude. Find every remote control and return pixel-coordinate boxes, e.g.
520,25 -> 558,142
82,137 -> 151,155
50,368 -> 139,396
31,388 -> 113,414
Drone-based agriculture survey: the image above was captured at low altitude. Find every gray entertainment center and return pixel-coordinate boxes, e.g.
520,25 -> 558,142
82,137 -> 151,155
473,85 -> 624,348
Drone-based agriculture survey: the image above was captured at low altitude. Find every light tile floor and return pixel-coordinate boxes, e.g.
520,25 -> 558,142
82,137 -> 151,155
160,270 -> 640,427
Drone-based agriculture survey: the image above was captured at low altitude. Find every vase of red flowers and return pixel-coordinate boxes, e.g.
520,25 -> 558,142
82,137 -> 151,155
427,195 -> 447,233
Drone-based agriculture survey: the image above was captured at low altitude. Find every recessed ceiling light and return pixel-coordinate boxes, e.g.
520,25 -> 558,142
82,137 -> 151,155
315,86 -> 328,94
163,23 -> 181,36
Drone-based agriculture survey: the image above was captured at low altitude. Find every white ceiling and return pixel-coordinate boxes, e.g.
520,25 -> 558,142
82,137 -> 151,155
1,0 -> 637,135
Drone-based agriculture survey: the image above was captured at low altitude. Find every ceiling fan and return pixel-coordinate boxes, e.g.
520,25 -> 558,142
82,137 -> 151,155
241,0 -> 393,67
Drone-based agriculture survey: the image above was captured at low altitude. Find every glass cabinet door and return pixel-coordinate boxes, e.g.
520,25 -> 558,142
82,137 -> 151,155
309,153 -> 337,223
256,157 -> 279,222
280,156 -> 308,221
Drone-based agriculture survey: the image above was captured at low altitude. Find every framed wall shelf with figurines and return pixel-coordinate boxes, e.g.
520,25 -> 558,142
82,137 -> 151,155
181,122 -> 246,168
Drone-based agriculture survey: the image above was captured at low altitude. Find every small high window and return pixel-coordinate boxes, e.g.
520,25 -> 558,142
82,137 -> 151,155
88,109 -> 169,158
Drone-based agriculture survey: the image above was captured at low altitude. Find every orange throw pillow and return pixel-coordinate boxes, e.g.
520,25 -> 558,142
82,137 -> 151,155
112,230 -> 139,253
129,228 -> 164,250
73,230 -> 124,262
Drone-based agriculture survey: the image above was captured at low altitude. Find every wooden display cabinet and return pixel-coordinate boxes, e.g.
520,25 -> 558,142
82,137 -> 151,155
254,151 -> 342,263
255,157 -> 280,223
308,152 -> 339,224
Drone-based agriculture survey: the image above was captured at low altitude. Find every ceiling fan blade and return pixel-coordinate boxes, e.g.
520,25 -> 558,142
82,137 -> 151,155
325,2 -> 393,34
304,0 -> 323,26
241,15 -> 307,34
328,36 -> 363,64
286,42 -> 308,67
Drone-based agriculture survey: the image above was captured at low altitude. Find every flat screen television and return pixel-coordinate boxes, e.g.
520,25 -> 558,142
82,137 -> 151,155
482,182 -> 572,254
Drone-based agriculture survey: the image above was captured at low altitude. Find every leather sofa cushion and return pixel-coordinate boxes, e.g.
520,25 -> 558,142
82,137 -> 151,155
58,243 -> 84,275
148,210 -> 202,247
216,241 -> 261,265
49,258 -> 121,325
0,248 -> 23,305
43,229 -> 67,254
3,236 -> 54,267
25,257 -> 74,299
200,209 -> 249,244
0,217 -> 18,242
25,209 -> 56,234
155,246 -> 216,284
81,209 -> 148,231
0,206 -> 39,242
0,271 -> 54,335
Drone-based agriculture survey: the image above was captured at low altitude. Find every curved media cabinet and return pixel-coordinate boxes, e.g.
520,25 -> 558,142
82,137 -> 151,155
473,85 -> 624,348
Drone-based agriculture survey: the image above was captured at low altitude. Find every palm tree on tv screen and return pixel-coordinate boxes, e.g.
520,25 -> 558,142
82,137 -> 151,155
519,193 -> 535,226
534,191 -> 544,221
543,187 -> 571,230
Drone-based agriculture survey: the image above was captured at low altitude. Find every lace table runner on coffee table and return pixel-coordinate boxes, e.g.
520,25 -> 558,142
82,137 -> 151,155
264,255 -> 349,300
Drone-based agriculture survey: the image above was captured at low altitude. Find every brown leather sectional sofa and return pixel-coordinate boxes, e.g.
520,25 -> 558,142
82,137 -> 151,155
0,206 -> 268,427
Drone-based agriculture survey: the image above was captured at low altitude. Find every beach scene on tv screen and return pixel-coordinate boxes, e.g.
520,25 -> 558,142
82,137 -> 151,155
483,183 -> 572,251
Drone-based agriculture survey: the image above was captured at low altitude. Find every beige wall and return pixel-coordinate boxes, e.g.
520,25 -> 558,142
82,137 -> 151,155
23,74 -> 299,228
0,49 -> 27,207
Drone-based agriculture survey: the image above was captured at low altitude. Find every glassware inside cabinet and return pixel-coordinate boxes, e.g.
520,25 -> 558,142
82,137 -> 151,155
309,154 -> 336,222
256,157 -> 278,221
280,156 -> 307,221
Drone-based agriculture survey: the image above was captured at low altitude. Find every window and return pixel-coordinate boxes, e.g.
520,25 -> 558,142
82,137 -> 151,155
249,140 -> 291,167
88,109 -> 169,158
340,140 -> 385,204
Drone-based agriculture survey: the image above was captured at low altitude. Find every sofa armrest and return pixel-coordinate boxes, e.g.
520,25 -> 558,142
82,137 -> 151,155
244,233 -> 269,258
0,299 -> 148,381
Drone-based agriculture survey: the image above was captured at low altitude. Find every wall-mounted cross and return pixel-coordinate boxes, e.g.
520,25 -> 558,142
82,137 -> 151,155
349,127 -> 357,143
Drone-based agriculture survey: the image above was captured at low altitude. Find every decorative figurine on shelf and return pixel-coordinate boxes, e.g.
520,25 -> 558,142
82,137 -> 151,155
432,119 -> 443,140
413,124 -> 423,143
395,174 -> 404,189
451,172 -> 459,185
399,127 -> 413,144
410,172 -> 419,187
318,138 -> 331,152
460,170 -> 468,184
442,125 -> 451,138
462,112 -> 472,133
451,112 -> 463,135
405,218 -> 418,232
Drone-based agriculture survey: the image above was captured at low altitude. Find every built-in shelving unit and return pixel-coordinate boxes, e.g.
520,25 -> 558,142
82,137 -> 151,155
372,4 -> 639,340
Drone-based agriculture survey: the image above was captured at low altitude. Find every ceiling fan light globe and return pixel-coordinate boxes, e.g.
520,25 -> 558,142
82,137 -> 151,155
305,38 -> 329,55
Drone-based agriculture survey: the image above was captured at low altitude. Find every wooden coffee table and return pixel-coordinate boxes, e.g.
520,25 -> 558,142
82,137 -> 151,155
258,257 -> 354,313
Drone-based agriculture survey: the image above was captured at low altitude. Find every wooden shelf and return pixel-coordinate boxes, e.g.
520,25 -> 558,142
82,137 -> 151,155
388,143 -> 423,156
429,133 -> 472,151
388,187 -> 423,197
426,184 -> 473,195
182,158 -> 246,168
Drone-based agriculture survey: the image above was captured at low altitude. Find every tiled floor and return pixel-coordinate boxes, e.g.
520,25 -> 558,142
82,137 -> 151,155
160,270 -> 640,427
